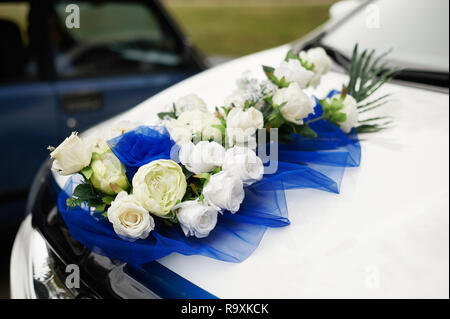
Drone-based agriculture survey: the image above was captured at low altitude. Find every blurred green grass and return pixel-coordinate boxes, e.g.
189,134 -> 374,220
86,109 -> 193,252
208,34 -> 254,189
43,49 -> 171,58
166,2 -> 333,57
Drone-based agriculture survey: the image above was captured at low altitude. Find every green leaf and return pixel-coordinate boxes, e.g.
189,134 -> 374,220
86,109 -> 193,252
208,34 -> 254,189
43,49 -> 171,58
290,124 -> 318,138
346,43 -> 400,103
102,195 -> 115,205
73,183 -> 95,200
268,107 -> 285,128
182,166 -> 194,180
94,204 -> 106,212
262,65 -> 290,88
262,65 -> 275,74
66,197 -> 84,208
221,106 -> 231,116
157,111 -> 177,120
80,166 -> 93,180
193,173 -> 211,182
329,112 -> 347,123
284,50 -> 314,71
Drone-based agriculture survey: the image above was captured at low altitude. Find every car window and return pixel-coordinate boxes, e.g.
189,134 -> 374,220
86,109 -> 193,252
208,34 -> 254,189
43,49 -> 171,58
52,1 -> 184,78
322,0 -> 449,73
0,2 -> 39,83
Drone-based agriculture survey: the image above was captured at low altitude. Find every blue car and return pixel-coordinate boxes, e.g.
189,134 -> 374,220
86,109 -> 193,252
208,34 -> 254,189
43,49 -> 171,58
0,0 -> 206,228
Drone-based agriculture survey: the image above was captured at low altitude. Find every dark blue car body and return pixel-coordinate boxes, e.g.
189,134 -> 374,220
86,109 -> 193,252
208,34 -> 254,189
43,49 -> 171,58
0,0 -> 206,228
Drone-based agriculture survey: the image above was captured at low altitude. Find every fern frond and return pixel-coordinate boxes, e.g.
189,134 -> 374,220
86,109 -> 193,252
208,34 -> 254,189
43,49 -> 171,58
347,44 -> 400,103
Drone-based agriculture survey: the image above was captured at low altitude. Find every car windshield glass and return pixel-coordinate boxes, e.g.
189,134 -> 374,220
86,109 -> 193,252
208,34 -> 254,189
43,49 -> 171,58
321,0 -> 449,73
52,1 -> 182,78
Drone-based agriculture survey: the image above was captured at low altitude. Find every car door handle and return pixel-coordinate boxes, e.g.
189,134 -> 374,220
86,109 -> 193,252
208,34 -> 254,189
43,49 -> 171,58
60,90 -> 103,113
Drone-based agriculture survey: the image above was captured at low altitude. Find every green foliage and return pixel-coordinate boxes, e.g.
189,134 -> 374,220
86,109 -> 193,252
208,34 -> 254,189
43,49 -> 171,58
289,123 -> 318,138
347,44 -> 399,104
345,44 -> 399,134
66,179 -> 116,213
80,166 -> 93,180
157,103 -> 178,120
285,50 -> 314,71
267,106 -> 286,128
319,96 -> 348,128
262,65 -> 290,88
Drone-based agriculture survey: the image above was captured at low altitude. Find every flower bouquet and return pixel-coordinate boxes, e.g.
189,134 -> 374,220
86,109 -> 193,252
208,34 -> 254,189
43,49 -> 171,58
51,45 -> 397,266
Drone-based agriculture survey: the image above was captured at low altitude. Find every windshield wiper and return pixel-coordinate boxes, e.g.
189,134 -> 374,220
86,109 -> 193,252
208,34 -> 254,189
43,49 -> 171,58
298,40 -> 449,89
394,69 -> 449,88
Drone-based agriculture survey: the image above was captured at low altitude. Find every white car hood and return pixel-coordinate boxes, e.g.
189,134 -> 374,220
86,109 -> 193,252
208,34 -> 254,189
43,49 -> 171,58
60,45 -> 449,298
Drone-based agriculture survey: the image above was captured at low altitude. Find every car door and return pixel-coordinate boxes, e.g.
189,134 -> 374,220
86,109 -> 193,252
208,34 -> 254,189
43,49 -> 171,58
0,3 -> 59,195
47,0 -> 205,137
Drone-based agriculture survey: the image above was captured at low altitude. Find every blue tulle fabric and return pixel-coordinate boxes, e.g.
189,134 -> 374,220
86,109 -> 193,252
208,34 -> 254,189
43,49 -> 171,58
58,91 -> 361,266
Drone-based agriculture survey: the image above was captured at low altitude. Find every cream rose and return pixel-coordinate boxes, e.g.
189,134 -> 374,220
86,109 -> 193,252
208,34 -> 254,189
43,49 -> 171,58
132,159 -> 187,218
107,191 -> 154,241
203,171 -> 245,213
173,200 -> 219,238
273,82 -> 314,125
179,141 -> 225,174
90,151 -> 129,195
48,132 -> 92,176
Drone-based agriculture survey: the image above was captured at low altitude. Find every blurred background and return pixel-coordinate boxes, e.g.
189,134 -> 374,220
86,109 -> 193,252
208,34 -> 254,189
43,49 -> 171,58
163,0 -> 334,59
0,0 -> 338,298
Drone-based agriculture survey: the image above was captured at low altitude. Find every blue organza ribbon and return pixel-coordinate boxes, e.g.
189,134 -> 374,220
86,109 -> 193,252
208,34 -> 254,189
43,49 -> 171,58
58,91 -> 361,266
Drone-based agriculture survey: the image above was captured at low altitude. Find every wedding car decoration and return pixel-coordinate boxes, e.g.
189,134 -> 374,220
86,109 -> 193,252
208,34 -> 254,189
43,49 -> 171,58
51,45 -> 398,265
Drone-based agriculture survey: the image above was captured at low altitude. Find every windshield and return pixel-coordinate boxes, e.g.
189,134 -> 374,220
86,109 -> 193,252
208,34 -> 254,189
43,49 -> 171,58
321,0 -> 449,73
52,1 -> 183,78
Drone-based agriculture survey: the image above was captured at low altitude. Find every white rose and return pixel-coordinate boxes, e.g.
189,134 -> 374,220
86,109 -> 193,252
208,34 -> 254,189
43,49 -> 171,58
107,191 -> 154,241
167,110 -> 222,144
222,147 -> 264,186
173,200 -> 218,238
272,82 -> 314,125
274,59 -> 314,89
132,159 -> 187,218
226,107 -> 263,147
200,114 -> 223,143
90,151 -> 129,195
203,171 -> 245,213
174,93 -> 208,114
87,120 -> 141,153
179,141 -> 225,174
167,125 -> 192,145
48,132 -> 92,175
224,89 -> 247,108
334,94 -> 359,133
299,47 -> 331,88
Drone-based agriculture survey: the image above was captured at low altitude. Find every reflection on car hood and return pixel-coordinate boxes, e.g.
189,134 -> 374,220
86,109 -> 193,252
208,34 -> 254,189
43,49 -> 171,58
54,44 -> 449,298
